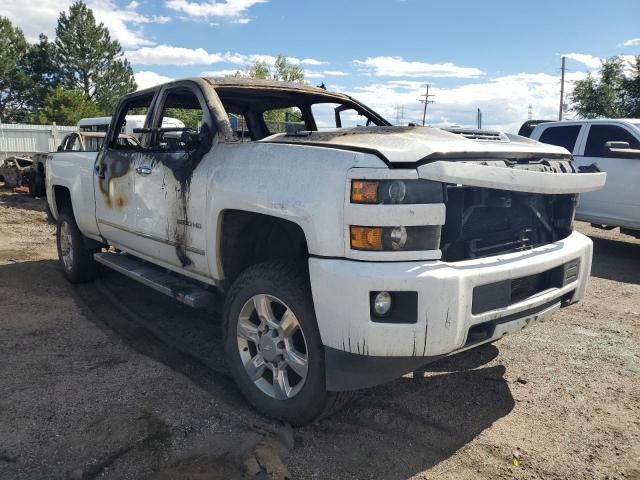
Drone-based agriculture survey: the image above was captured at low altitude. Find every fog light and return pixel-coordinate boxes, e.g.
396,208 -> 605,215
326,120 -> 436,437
373,291 -> 392,316
389,226 -> 407,250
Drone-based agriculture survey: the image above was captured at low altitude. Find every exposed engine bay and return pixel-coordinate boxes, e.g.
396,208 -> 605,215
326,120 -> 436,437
440,186 -> 576,262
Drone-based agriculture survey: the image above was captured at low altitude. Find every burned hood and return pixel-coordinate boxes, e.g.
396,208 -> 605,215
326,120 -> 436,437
261,125 -> 571,164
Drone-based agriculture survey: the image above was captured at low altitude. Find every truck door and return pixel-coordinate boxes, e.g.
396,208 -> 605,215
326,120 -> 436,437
94,91 -> 155,251
574,123 -> 640,226
132,81 -> 214,275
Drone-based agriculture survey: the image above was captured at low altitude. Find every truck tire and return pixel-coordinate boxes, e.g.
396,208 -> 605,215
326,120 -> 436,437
56,209 -> 100,283
223,260 -> 352,425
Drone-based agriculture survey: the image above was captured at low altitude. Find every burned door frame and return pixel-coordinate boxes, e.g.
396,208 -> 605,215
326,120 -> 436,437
130,80 -> 216,275
94,89 -> 159,252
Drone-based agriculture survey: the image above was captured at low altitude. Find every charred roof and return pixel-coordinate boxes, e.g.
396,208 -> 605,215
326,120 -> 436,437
204,76 -> 356,111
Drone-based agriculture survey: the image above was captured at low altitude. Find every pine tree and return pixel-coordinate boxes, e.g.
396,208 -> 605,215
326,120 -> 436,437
53,1 -> 136,114
23,34 -> 61,115
0,17 -> 32,122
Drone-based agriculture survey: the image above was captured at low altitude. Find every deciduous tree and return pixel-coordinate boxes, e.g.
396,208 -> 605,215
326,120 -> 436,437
571,56 -> 640,118
33,86 -> 102,125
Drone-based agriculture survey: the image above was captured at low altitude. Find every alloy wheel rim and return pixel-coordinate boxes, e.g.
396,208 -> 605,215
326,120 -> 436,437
236,294 -> 309,400
59,221 -> 73,271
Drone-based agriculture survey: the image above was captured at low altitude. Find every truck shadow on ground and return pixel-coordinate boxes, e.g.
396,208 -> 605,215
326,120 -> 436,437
589,236 -> 640,285
89,269 -> 515,478
0,260 -> 515,479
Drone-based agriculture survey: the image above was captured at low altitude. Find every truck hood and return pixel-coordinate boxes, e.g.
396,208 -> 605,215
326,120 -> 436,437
261,125 -> 571,164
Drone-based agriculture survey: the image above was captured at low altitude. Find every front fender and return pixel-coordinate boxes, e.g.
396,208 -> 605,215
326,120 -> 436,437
205,142 -> 384,279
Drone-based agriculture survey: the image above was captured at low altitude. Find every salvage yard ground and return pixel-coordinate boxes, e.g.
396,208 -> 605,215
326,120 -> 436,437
0,187 -> 638,480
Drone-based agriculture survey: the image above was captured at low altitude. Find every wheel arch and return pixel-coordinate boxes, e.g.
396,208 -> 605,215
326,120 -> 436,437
51,185 -> 104,249
217,209 -> 310,287
52,185 -> 72,220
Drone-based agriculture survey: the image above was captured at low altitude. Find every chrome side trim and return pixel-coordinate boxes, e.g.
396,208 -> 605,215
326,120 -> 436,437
97,218 -> 206,256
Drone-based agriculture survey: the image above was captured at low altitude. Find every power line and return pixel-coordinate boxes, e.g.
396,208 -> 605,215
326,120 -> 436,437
559,56 -> 566,121
420,85 -> 435,126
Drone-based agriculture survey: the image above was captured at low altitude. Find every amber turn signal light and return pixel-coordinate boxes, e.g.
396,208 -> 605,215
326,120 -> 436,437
351,180 -> 379,204
350,226 -> 383,250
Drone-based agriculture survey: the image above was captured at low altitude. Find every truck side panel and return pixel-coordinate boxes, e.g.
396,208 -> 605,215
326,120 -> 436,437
47,152 -> 100,239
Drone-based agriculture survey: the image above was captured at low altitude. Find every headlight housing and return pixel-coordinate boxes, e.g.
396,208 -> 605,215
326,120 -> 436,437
351,179 -> 443,204
350,225 -> 441,251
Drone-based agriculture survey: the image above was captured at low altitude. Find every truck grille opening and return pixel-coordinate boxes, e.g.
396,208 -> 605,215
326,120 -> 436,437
440,186 -> 576,262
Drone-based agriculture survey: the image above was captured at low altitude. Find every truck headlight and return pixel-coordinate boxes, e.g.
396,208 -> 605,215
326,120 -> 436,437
351,179 -> 443,204
350,225 -> 441,251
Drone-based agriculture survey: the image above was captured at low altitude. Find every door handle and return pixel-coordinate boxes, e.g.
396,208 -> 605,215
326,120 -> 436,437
136,165 -> 152,175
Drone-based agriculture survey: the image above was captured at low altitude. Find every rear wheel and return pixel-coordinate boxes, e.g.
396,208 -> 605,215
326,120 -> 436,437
223,261 -> 351,425
56,209 -> 100,283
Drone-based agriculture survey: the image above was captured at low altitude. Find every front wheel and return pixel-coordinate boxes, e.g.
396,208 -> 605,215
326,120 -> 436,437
223,261 -> 350,425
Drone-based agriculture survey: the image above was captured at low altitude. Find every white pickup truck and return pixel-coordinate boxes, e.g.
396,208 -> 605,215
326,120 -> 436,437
530,118 -> 640,238
47,77 -> 606,425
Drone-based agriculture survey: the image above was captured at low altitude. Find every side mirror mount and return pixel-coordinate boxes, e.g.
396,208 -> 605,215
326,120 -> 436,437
604,141 -> 640,158
605,141 -> 630,151
181,130 -> 201,149
57,145 -> 63,152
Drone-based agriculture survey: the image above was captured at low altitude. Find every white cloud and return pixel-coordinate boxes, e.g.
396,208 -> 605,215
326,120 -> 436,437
354,56 -> 484,78
201,69 -> 241,77
344,71 -> 587,133
300,58 -> 326,66
562,53 -> 602,70
0,0 -> 63,41
165,0 -> 267,20
126,45 -> 226,65
125,45 -> 326,69
623,38 -> 640,47
0,0 -> 166,48
134,70 -> 174,89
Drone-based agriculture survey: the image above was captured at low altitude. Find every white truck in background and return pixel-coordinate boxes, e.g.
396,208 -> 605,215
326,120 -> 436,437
46,77 -> 606,425
530,119 -> 640,238
78,115 -> 185,137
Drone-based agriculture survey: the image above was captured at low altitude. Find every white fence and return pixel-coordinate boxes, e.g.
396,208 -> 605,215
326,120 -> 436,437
0,123 -> 78,159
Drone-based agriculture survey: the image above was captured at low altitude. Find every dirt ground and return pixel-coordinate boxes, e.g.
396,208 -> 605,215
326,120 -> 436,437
0,187 -> 638,480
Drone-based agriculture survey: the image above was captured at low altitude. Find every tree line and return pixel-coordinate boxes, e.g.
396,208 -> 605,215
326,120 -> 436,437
0,1 -> 136,125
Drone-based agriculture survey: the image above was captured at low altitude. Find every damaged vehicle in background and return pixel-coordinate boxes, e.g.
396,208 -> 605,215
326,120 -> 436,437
0,156 -> 34,189
46,77 -> 606,425
30,131 -> 140,198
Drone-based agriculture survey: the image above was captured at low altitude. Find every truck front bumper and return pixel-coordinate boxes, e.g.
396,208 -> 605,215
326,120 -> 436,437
309,231 -> 593,390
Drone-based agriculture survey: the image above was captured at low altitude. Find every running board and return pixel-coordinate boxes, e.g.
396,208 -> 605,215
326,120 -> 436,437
94,252 -> 219,310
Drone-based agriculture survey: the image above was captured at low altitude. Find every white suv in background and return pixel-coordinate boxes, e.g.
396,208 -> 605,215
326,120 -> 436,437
531,119 -> 640,238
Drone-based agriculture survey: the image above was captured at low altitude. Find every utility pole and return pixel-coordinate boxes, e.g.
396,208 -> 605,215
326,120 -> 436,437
528,104 -> 533,120
559,56 -> 566,121
477,108 -> 482,129
420,85 -> 435,126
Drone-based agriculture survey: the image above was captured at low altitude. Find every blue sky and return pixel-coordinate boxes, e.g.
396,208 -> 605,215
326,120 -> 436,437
3,0 -> 639,131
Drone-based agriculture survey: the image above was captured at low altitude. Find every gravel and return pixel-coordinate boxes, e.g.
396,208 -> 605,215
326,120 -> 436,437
0,187 -> 638,479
